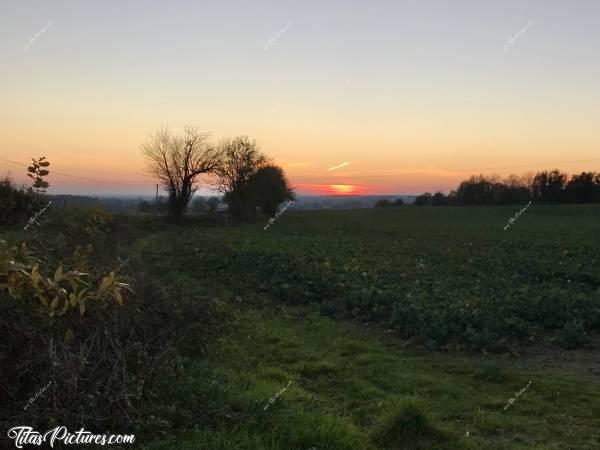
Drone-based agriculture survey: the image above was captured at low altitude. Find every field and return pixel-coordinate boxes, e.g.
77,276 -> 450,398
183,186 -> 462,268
136,205 -> 600,449
3,204 -> 600,449
145,205 -> 600,351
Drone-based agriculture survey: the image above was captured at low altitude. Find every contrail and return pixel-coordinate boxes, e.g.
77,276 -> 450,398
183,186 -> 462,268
328,161 -> 349,171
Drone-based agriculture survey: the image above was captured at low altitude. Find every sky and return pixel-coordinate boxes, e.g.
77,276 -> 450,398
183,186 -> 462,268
1,0 -> 599,196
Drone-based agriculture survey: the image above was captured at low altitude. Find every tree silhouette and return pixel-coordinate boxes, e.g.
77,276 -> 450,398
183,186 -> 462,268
142,126 -> 223,221
532,170 -> 567,203
565,172 -> 600,203
251,165 -> 295,216
212,136 -> 268,220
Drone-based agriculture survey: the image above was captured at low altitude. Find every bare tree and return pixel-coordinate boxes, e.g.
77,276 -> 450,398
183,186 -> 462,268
211,136 -> 269,219
520,171 -> 536,194
142,126 -> 223,221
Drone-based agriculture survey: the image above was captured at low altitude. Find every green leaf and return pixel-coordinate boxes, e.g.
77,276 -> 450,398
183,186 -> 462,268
54,264 -> 64,282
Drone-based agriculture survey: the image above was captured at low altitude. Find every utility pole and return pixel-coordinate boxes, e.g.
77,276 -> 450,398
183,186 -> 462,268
155,184 -> 159,215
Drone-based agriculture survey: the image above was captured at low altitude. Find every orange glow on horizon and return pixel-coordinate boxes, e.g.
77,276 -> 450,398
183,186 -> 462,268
326,184 -> 363,196
327,184 -> 358,195
295,184 -> 367,196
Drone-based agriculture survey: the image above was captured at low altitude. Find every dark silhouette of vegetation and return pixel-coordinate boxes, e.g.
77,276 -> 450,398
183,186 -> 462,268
27,156 -> 50,193
250,165 -> 295,216
1,157 -> 51,226
142,127 -> 223,221
431,192 -> 447,206
375,199 -> 392,208
375,198 -> 405,208
413,193 -> 432,206
414,170 -> 600,205
0,177 -> 38,226
212,136 -> 269,220
531,170 -> 568,203
565,172 -> 600,203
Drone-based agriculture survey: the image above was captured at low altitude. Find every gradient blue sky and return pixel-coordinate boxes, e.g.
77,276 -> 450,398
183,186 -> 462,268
1,0 -> 599,195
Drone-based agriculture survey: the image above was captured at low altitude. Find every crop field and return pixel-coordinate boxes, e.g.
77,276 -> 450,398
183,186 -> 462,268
137,205 -> 600,449
145,205 -> 600,351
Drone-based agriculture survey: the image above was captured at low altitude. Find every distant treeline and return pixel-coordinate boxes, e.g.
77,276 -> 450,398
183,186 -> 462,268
413,170 -> 600,206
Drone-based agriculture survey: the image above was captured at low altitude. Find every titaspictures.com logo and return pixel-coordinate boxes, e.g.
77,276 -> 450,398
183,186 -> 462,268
7,426 -> 135,448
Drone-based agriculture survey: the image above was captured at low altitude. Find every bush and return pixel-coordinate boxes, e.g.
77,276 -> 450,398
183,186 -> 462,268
0,209 -> 231,444
0,240 -> 128,316
0,176 -> 41,226
0,239 -> 135,441
413,193 -> 432,206
431,192 -> 447,206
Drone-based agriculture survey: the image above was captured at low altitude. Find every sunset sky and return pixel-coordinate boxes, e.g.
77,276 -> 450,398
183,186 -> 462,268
1,0 -> 599,196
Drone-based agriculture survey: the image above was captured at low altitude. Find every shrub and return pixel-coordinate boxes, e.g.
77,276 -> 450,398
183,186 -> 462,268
1,240 -> 129,316
0,176 -> 41,226
413,193 -> 432,206
0,208 -> 231,444
431,192 -> 447,206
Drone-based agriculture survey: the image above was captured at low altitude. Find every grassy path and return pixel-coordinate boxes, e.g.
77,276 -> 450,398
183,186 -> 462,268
145,304 -> 600,449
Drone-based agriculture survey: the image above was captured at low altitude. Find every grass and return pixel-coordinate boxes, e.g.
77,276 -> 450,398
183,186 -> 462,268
144,305 -> 600,449
128,205 -> 600,448
371,398 -> 449,449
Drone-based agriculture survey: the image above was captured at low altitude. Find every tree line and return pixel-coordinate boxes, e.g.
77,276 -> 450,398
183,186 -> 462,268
413,170 -> 600,206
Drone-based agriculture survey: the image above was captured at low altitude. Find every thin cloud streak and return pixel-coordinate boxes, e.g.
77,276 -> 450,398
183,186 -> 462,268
328,161 -> 350,171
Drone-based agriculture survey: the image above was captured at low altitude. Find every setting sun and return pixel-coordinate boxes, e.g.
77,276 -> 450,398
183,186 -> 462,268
326,184 -> 361,196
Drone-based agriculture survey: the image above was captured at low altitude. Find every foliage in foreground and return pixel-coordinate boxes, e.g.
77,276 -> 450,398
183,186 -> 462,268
1,240 -> 128,316
0,207 -> 230,447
